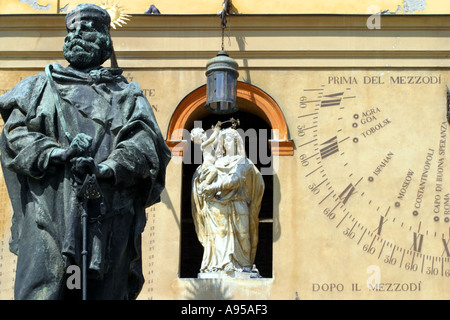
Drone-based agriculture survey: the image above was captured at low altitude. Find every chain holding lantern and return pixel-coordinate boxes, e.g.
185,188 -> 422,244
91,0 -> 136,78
205,0 -> 239,115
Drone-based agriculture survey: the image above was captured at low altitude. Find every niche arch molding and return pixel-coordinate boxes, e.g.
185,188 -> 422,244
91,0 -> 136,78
166,81 -> 294,156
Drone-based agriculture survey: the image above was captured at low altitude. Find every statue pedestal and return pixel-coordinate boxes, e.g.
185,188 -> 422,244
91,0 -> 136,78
198,271 -> 261,279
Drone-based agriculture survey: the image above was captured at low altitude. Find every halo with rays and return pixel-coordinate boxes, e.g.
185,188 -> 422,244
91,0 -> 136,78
100,0 -> 131,29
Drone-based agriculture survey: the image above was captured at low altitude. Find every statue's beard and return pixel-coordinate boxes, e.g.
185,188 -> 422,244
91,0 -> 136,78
63,33 -> 113,69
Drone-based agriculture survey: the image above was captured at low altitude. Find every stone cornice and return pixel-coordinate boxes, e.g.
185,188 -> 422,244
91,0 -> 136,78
2,14 -> 450,30
1,14 -> 449,69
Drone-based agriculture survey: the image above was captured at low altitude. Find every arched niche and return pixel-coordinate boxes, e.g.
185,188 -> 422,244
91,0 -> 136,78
166,81 -> 294,156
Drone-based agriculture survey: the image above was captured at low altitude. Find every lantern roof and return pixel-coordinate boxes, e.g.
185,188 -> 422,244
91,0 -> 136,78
205,51 -> 239,77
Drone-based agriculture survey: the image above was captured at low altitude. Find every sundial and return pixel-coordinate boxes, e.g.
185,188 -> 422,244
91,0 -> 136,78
296,70 -> 450,297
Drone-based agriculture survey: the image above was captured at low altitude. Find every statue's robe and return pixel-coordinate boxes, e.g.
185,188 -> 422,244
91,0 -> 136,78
0,63 -> 171,299
192,156 -> 264,274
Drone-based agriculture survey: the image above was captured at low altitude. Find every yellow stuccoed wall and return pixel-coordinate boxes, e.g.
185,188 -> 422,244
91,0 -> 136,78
1,0 -> 450,302
0,0 -> 449,14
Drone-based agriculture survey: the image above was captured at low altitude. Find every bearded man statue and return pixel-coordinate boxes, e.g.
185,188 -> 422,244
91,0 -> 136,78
0,4 -> 171,300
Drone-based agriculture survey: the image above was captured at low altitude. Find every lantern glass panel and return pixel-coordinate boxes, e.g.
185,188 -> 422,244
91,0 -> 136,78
227,72 -> 236,100
207,75 -> 214,101
215,72 -> 225,99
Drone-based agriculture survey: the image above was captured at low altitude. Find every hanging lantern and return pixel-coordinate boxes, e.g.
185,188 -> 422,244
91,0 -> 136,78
205,0 -> 239,114
205,50 -> 239,114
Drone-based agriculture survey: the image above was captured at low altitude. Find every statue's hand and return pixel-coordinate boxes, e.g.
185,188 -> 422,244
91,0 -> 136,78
50,133 -> 93,163
96,163 -> 113,179
71,156 -> 98,179
203,182 -> 220,195
67,133 -> 93,159
70,157 -> 114,180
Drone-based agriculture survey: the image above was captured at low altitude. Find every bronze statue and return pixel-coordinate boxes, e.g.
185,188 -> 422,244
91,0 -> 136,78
0,4 -> 171,299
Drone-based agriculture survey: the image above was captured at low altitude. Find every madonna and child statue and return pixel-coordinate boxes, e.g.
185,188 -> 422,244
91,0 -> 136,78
190,119 -> 265,279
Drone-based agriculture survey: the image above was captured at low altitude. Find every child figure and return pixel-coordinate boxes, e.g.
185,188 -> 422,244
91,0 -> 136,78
190,121 -> 222,194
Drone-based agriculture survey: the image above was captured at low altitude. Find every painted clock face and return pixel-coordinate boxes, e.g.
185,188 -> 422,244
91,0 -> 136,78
297,70 -> 450,290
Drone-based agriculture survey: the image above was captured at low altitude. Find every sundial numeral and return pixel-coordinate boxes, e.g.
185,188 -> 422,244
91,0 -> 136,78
375,215 -> 386,236
339,183 -> 356,205
320,92 -> 344,108
374,207 -> 390,236
442,238 -> 450,257
320,136 -> 339,159
412,232 -> 424,253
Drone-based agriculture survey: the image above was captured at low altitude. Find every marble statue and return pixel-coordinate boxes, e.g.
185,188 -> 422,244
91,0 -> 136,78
190,122 -> 222,193
0,4 -> 171,299
191,120 -> 264,278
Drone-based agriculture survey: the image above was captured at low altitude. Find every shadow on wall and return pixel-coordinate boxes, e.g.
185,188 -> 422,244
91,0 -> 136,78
272,173 -> 281,243
160,187 -> 180,229
185,279 -> 232,300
